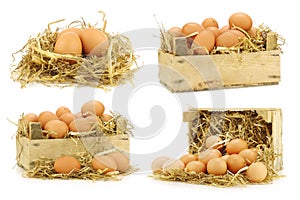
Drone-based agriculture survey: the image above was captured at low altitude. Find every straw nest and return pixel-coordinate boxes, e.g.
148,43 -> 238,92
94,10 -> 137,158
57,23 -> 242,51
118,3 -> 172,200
160,24 -> 284,55
152,110 -> 283,187
16,113 -> 134,180
11,12 -> 137,89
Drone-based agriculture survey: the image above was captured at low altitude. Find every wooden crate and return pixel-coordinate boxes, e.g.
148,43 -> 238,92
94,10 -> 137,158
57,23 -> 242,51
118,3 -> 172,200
183,108 -> 282,172
16,121 -> 130,170
158,33 -> 280,92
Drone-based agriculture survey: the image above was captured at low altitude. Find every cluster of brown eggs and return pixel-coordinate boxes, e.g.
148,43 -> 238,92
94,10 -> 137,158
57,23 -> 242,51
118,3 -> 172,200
168,12 -> 257,54
152,135 -> 268,183
53,151 -> 130,174
24,100 -> 113,138
54,27 -> 109,57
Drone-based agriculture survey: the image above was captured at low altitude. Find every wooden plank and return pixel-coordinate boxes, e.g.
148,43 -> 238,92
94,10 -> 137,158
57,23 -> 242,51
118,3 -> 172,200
159,49 -> 280,92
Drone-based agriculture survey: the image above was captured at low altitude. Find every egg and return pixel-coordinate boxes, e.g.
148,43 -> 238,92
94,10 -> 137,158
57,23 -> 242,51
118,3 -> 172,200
74,112 -> 83,118
221,154 -> 230,162
54,156 -> 81,174
38,111 -> 58,129
168,27 -> 184,37
85,115 -> 100,123
239,148 -> 257,165
81,27 -> 109,56
248,27 -> 258,38
92,155 -> 117,173
44,120 -> 69,138
229,12 -> 253,31
216,31 -> 238,48
205,135 -> 223,149
198,149 -> 221,165
24,113 -> 38,122
202,17 -> 219,28
205,27 -> 221,39
69,117 -> 93,132
107,151 -> 130,172
192,30 -> 215,54
226,154 -> 246,173
207,158 -> 227,175
226,138 -> 248,154
162,159 -> 185,171
54,32 -> 82,56
151,156 -> 170,172
57,27 -> 83,40
246,162 -> 268,182
55,106 -> 71,118
59,113 -> 75,126
81,100 -> 105,117
101,114 -> 113,122
180,154 -> 198,165
219,25 -> 230,34
182,22 -> 204,36
185,161 -> 206,173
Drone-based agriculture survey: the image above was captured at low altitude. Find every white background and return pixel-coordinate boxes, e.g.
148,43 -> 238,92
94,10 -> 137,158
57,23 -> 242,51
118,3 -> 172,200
0,0 -> 298,199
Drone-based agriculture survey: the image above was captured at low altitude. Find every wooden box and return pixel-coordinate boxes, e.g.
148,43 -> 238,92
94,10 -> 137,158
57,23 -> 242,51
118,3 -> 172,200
183,108 -> 283,172
158,33 -> 280,92
16,121 -> 130,170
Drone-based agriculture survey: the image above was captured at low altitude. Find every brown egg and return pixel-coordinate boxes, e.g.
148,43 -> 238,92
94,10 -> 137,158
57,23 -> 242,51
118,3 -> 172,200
101,114 -> 113,122
192,30 -> 215,54
205,27 -> 221,39
74,112 -> 83,118
57,27 -> 83,40
226,154 -> 246,173
24,113 -> 38,122
207,158 -> 227,175
229,12 -> 253,31
107,151 -> 130,172
198,149 -> 221,165
151,157 -> 170,172
59,113 -> 75,125
54,156 -> 81,174
168,27 -> 184,37
239,148 -> 257,165
81,27 -> 109,56
81,100 -> 105,117
216,30 -> 244,48
85,115 -> 100,123
56,106 -> 71,118
185,161 -> 206,173
44,120 -> 69,138
221,154 -> 230,162
202,17 -> 219,28
248,27 -> 258,38
205,135 -> 223,149
182,22 -> 204,36
69,117 -> 93,132
38,111 -> 58,129
54,32 -> 82,55
162,159 -> 185,171
92,155 -> 117,173
180,154 -> 198,165
246,162 -> 268,182
226,138 -> 248,154
220,25 -> 230,34
230,29 -> 246,38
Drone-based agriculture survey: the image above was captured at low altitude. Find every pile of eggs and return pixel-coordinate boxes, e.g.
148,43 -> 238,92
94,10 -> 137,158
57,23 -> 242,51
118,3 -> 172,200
168,12 -> 257,54
24,100 -> 113,138
152,136 -> 268,183
53,151 -> 130,174
54,27 -> 109,57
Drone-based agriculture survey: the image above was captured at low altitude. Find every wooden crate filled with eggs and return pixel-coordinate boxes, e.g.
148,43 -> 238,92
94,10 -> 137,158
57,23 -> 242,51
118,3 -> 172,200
16,100 -> 132,180
151,108 -> 283,186
158,12 -> 283,92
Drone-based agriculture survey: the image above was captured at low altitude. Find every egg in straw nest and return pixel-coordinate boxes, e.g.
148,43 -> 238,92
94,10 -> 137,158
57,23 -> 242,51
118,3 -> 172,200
11,12 -> 137,89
